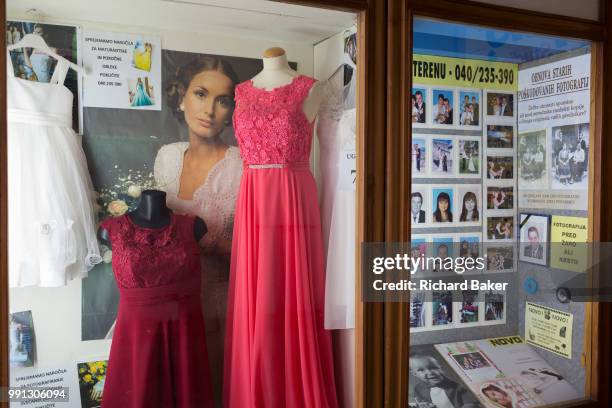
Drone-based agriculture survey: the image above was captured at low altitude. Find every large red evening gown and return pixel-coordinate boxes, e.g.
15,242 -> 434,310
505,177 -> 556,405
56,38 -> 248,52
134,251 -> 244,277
100,214 -> 213,408
224,75 -> 339,407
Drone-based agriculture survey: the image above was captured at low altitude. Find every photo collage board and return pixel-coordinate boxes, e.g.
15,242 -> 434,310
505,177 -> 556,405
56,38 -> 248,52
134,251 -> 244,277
411,81 -> 518,333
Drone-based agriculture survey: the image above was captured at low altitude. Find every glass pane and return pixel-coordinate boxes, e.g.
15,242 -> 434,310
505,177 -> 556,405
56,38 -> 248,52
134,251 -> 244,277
6,5 -> 358,407
409,16 -> 595,408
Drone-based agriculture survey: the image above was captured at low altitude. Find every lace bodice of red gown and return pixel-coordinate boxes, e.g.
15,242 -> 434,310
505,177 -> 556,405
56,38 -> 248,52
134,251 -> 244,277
232,74 -> 316,165
102,213 -> 200,289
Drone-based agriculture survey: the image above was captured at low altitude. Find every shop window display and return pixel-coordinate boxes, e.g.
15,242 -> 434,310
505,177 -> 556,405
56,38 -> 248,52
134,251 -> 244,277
5,2 -> 359,407
409,17 -> 594,408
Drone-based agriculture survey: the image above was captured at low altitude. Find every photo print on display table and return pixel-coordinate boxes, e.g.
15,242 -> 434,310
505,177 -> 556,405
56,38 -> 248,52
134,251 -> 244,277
458,90 -> 481,128
432,88 -> 455,126
458,138 -> 481,177
519,213 -> 550,266
432,138 -> 455,176
411,86 -> 427,126
551,123 -> 589,189
408,344 -> 483,408
518,129 -> 547,189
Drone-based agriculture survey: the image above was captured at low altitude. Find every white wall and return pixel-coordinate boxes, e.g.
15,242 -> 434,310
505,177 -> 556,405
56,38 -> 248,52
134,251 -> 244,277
471,0 -> 599,21
8,13 -> 314,374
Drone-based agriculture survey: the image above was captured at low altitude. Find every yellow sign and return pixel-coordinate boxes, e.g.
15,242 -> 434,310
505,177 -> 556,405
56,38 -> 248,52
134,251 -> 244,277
550,216 -> 588,272
413,54 -> 518,91
488,336 -> 524,347
525,302 -> 573,359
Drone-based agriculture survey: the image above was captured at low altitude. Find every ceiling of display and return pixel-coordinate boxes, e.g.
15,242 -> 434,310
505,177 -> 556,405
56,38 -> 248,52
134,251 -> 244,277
6,0 -> 357,44
414,18 -> 591,63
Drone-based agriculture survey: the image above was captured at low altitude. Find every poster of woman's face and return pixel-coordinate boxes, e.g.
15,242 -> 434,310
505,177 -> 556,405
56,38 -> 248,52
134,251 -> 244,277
432,187 -> 454,224
80,50 -> 262,403
487,156 -> 513,179
486,92 -> 514,117
487,125 -> 514,149
432,89 -> 454,125
519,213 -> 549,266
487,216 -> 514,241
459,139 -> 480,177
412,138 -> 427,175
551,123 -> 589,189
459,90 -> 480,127
432,139 -> 454,175
410,186 -> 429,227
487,186 -> 514,210
412,87 -> 427,125
518,129 -> 547,189
457,186 -> 481,225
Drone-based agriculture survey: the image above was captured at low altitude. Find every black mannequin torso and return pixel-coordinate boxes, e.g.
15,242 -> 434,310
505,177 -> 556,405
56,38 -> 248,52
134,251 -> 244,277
98,190 -> 206,247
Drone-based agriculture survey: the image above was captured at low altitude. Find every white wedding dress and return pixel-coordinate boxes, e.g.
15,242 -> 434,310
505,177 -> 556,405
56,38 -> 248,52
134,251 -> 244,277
318,70 -> 356,330
7,52 -> 101,287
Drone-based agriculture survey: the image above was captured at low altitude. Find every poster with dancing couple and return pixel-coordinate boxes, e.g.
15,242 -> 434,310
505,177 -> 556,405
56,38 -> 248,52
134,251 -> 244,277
82,31 -> 162,110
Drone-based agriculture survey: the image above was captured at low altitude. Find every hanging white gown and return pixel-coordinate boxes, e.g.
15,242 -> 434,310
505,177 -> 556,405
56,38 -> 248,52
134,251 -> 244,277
7,52 -> 101,287
318,70 -> 356,330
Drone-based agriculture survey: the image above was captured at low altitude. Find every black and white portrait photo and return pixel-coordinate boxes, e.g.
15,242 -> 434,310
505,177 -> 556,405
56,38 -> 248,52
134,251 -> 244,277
519,213 -> 550,266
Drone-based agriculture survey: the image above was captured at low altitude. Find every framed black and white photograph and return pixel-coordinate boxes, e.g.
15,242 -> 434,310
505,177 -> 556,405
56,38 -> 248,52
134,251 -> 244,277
519,213 -> 550,266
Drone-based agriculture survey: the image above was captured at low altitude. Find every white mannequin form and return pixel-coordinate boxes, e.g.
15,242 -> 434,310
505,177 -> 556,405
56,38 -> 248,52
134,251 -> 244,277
250,47 -> 324,123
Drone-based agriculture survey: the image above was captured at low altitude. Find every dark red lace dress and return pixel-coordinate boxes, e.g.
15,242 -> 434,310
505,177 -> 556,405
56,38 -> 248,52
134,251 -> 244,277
100,214 -> 213,408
